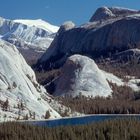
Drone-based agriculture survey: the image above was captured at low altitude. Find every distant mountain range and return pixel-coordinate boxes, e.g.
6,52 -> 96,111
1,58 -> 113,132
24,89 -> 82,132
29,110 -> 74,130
0,17 -> 59,51
0,17 -> 59,64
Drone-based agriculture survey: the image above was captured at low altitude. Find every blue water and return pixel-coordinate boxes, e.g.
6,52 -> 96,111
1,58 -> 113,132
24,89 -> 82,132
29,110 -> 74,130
26,114 -> 140,127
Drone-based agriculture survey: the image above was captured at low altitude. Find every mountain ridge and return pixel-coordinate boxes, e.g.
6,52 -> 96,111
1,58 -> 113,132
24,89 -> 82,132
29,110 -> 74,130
36,7 -> 140,70
0,17 -> 59,51
14,19 -> 59,33
90,6 -> 140,22
0,39 -> 61,121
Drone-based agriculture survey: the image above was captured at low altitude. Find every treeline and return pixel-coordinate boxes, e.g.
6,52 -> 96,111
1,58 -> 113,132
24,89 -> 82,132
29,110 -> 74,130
0,119 -> 140,140
35,66 -> 140,115
98,59 -> 140,79
35,69 -> 61,94
58,96 -> 140,114
57,83 -> 140,115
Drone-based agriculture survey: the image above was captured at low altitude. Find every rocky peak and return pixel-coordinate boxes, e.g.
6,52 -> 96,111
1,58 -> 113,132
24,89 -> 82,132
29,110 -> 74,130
90,6 -> 115,22
90,6 -> 139,22
58,21 -> 75,34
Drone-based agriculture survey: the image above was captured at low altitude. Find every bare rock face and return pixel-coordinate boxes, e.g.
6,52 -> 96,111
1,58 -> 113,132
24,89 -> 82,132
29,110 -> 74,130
54,55 -> 112,97
36,7 -> 140,71
37,17 -> 140,70
0,39 -> 60,121
90,6 -> 139,22
89,7 -> 116,22
37,21 -> 75,70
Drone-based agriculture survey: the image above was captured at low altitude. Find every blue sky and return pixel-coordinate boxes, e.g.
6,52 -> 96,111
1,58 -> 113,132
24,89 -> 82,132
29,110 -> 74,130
0,0 -> 140,26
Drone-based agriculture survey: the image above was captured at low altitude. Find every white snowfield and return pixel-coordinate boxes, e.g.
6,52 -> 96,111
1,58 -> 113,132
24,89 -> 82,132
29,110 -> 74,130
103,71 -> 140,92
14,19 -> 59,33
0,39 -> 60,121
54,55 -> 112,97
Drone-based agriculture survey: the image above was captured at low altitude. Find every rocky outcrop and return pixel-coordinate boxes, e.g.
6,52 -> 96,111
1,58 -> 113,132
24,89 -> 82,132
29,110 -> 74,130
37,21 -> 76,70
58,21 -> 75,32
90,6 -> 139,22
0,39 -> 60,121
37,13 -> 140,70
53,55 -> 112,97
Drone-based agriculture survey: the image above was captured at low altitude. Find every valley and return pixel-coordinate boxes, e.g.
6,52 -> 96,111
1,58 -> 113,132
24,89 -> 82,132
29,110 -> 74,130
0,4 -> 140,139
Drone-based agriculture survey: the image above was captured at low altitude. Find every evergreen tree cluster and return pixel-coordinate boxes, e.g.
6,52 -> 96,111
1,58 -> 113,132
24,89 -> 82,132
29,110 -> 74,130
98,59 -> 140,79
57,92 -> 140,115
0,119 -> 139,140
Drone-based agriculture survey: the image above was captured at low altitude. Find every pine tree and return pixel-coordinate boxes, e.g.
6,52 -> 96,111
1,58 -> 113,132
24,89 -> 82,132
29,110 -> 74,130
2,98 -> 9,111
44,111 -> 50,119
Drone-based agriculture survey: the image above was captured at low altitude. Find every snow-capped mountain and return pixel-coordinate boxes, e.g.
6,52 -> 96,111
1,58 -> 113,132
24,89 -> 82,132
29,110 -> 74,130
14,19 -> 59,33
0,17 -> 59,51
54,55 -> 112,97
0,39 -> 60,121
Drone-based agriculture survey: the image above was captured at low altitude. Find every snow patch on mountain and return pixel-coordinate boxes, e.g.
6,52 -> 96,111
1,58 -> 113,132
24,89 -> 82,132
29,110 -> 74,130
102,71 -> 140,92
14,19 -> 59,33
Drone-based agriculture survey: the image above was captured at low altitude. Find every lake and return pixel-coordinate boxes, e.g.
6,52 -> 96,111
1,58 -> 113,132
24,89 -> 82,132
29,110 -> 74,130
25,114 -> 140,127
